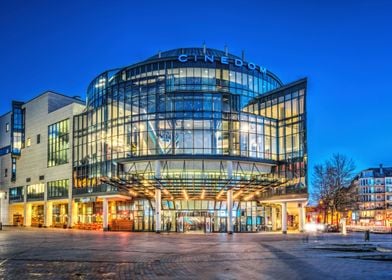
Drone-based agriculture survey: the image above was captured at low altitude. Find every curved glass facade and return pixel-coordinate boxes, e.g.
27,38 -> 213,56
72,48 -> 308,232
78,49 -> 283,164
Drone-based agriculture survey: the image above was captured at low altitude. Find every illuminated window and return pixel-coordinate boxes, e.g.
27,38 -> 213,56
26,138 -> 31,147
48,119 -> 69,167
27,183 -> 45,200
48,179 -> 69,198
6,123 -> 9,132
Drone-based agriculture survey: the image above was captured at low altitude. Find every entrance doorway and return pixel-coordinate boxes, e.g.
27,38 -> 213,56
13,214 -> 23,226
183,216 -> 205,233
176,211 -> 213,233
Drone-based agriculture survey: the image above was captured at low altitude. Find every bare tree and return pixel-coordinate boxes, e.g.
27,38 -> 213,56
312,153 -> 356,226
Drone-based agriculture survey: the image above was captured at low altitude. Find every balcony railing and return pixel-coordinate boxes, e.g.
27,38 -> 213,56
48,193 -> 68,200
260,186 -> 307,199
9,195 -> 23,203
27,193 -> 44,201
73,184 -> 119,195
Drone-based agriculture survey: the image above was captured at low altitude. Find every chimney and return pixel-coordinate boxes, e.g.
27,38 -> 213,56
224,44 -> 228,56
241,50 -> 245,61
380,164 -> 383,175
203,41 -> 206,54
158,51 -> 161,58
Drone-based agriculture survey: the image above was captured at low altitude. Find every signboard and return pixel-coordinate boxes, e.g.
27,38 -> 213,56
178,54 -> 267,74
75,197 -> 97,203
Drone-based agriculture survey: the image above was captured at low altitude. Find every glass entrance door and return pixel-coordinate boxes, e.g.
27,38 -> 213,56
218,217 -> 226,232
176,211 -> 211,233
183,216 -> 205,233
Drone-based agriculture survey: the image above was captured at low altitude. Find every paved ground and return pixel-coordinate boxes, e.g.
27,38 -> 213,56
0,227 -> 391,279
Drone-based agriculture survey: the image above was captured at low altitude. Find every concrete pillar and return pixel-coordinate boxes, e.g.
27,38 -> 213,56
155,188 -> 161,233
45,201 -> 53,228
271,207 -> 277,231
282,202 -> 287,234
0,192 -> 9,225
227,161 -> 233,234
71,201 -> 78,227
67,179 -> 73,228
23,186 -> 28,226
155,160 -> 162,233
340,218 -> 347,235
82,203 -> 86,223
102,198 -> 108,231
227,189 -> 233,234
298,203 -> 305,232
43,186 -> 48,227
24,204 -> 32,227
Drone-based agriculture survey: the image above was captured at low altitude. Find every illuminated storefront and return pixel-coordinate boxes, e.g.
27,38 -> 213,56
71,47 -> 308,233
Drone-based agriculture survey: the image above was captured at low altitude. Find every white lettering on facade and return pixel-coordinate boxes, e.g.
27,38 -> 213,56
177,54 -> 267,74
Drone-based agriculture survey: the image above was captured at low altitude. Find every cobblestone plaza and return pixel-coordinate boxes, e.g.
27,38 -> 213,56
0,228 -> 391,279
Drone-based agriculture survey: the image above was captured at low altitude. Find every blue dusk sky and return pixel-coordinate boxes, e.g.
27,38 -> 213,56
0,0 -> 391,183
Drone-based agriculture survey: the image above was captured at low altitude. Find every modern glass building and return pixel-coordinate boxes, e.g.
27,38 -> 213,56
72,47 -> 308,233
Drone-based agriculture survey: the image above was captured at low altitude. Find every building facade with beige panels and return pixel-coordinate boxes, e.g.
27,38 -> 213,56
0,91 -> 84,227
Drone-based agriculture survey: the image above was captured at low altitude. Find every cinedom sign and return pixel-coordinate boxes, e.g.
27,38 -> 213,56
178,54 -> 267,74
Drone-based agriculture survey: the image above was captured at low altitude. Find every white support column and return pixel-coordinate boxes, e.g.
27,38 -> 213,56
227,161 -> 233,234
0,191 -> 9,225
155,188 -> 161,233
102,198 -> 108,231
155,160 -> 162,233
298,203 -> 305,232
67,179 -> 73,228
271,207 -> 277,231
43,186 -> 48,227
25,204 -> 32,227
282,202 -> 287,234
23,186 -> 28,226
45,201 -> 53,228
227,189 -> 233,234
72,201 -> 78,227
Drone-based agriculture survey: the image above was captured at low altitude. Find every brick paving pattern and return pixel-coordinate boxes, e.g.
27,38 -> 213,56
0,228 -> 391,279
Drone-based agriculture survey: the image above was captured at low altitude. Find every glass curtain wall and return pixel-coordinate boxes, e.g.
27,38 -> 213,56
48,119 -> 70,167
73,60 -> 282,193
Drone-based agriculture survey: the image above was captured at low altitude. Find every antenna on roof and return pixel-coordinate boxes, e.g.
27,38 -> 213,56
224,44 -> 228,56
203,41 -> 206,54
242,49 -> 245,61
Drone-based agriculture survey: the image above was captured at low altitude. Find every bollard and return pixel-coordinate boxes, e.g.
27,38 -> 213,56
364,230 -> 370,242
